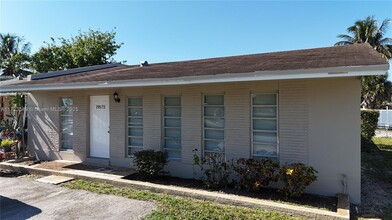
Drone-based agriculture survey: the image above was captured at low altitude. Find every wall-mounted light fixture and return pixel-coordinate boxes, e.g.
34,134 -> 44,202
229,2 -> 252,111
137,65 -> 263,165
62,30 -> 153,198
113,92 -> 121,103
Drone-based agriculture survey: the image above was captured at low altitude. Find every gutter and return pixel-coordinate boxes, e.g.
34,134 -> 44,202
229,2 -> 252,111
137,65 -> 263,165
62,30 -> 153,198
0,64 -> 389,92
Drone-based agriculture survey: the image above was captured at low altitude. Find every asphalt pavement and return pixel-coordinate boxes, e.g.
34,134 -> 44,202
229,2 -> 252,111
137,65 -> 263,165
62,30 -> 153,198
0,177 -> 156,220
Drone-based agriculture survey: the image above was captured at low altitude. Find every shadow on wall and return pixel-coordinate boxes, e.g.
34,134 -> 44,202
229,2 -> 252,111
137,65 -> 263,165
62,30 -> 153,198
28,108 -> 61,160
28,100 -> 85,161
0,196 -> 42,219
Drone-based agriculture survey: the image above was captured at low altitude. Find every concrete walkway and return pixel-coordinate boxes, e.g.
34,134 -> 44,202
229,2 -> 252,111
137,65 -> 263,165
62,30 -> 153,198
0,177 -> 156,220
0,161 -> 349,219
375,129 -> 392,137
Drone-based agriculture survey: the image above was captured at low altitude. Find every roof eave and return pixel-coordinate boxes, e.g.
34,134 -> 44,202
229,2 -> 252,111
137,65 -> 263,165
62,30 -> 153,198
1,64 -> 389,92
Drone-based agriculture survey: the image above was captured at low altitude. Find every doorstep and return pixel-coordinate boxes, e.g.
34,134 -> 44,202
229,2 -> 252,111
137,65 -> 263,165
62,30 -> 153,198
0,161 -> 349,220
85,157 -> 110,167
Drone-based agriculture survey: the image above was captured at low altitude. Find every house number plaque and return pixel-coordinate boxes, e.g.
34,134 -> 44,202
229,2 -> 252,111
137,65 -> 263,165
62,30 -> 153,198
96,105 -> 106,109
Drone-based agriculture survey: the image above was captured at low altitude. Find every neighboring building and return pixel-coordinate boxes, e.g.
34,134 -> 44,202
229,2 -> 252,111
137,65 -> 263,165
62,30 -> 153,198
0,96 -> 10,120
0,43 -> 389,203
0,77 -> 27,120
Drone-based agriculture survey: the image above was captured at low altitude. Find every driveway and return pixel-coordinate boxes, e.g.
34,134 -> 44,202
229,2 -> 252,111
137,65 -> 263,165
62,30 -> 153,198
0,177 -> 156,220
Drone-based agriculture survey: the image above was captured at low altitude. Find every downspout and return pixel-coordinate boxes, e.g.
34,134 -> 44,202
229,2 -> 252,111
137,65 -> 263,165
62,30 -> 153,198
21,93 -> 27,157
342,174 -> 347,195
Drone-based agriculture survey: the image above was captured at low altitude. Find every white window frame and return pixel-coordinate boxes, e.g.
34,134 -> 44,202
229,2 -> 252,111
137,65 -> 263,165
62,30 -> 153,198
162,96 -> 182,160
203,94 -> 225,156
127,97 -> 143,156
60,97 -> 73,151
251,93 -> 279,160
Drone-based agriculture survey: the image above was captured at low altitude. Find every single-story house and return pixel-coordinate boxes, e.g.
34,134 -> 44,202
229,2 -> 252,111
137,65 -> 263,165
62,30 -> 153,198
0,43 -> 389,203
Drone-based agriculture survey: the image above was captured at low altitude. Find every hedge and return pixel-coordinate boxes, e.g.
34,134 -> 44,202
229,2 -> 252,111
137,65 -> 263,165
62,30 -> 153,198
361,110 -> 379,139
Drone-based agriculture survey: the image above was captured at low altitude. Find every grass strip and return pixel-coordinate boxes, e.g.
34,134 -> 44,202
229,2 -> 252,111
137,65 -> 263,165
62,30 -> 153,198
62,179 -> 303,220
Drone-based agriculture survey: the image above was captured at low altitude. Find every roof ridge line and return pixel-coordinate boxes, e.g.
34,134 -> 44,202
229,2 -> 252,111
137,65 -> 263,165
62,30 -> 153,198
31,63 -> 124,80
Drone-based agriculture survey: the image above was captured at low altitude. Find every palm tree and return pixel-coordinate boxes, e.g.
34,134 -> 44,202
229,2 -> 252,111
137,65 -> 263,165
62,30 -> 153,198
336,16 -> 392,109
0,33 -> 31,77
335,16 -> 392,58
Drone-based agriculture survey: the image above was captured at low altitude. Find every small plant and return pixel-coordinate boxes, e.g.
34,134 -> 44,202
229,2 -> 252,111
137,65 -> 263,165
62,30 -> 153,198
1,139 -> 15,153
361,110 -> 379,139
193,149 -> 233,189
234,158 -> 279,192
133,150 -> 168,179
279,163 -> 318,197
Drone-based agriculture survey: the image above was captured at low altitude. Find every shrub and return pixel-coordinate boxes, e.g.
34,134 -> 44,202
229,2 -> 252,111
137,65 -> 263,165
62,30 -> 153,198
193,149 -> 233,189
279,163 -> 318,197
1,139 -> 14,153
4,152 -> 15,160
234,158 -> 279,192
361,110 -> 379,139
133,150 -> 168,179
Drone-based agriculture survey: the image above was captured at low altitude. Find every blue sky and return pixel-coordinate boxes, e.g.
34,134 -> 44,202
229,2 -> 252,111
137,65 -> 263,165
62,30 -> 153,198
1,1 -> 391,67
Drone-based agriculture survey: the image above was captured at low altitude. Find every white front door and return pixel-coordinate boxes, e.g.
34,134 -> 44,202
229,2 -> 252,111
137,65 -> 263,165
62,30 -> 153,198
90,95 -> 110,158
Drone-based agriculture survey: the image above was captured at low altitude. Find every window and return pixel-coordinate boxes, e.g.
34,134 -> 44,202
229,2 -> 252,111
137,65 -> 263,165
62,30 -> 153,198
252,94 -> 278,159
163,96 -> 181,160
127,97 -> 143,156
60,98 -> 73,150
203,95 -> 225,156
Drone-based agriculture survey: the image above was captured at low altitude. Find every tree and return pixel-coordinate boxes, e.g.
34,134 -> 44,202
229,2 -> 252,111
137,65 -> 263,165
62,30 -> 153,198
335,16 -> 392,109
362,75 -> 391,109
31,29 -> 123,73
0,34 -> 31,76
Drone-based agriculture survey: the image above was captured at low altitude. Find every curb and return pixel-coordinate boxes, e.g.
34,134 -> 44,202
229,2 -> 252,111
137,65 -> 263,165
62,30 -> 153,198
0,162 -> 349,219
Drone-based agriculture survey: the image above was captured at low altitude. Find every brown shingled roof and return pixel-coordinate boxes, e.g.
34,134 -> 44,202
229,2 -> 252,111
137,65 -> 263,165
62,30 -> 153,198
16,43 -> 390,86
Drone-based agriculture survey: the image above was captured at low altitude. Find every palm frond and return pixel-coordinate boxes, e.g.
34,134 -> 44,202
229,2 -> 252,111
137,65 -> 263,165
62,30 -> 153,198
376,45 -> 392,59
379,19 -> 391,34
337,34 -> 354,42
380,37 -> 392,45
334,41 -> 353,46
347,24 -> 357,34
21,42 -> 31,54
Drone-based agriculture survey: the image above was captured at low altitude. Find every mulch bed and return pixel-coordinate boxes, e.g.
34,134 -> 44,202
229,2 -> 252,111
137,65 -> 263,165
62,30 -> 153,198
123,173 -> 337,212
33,161 -> 77,170
4,157 -> 41,166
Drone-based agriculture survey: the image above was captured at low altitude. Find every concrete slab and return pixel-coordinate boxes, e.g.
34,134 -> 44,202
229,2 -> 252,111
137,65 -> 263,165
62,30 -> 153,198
0,177 -> 156,220
36,175 -> 74,185
337,193 -> 350,219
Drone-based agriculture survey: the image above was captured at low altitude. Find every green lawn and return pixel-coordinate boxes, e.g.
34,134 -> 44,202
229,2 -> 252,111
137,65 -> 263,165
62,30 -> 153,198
62,179 -> 303,220
362,137 -> 392,183
372,137 -> 392,151
359,137 -> 392,219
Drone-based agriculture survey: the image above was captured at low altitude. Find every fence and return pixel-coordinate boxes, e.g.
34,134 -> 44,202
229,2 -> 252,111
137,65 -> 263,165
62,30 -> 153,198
378,108 -> 392,129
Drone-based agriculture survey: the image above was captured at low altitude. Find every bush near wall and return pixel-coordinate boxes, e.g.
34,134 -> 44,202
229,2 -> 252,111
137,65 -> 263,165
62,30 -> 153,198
279,163 -> 318,197
361,110 -> 380,139
193,149 -> 233,189
234,158 -> 279,192
193,152 -> 318,197
133,150 -> 168,179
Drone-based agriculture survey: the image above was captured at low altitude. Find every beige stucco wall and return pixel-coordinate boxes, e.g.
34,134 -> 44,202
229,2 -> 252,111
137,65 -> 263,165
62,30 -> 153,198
307,78 -> 361,203
27,77 -> 361,203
